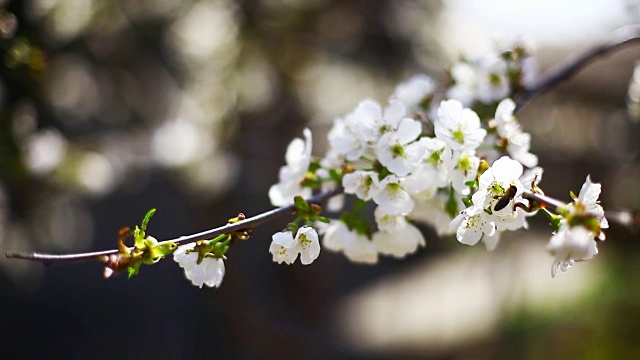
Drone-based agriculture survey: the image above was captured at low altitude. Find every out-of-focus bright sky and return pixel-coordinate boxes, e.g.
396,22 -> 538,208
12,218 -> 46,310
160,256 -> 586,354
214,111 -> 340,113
442,0 -> 634,55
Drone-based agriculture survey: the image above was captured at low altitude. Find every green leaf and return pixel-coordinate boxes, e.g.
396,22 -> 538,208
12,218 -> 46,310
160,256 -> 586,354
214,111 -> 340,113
141,208 -> 156,233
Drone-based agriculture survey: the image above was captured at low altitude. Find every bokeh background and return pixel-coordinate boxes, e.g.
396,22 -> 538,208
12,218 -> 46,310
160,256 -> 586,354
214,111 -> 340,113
2,0 -> 640,358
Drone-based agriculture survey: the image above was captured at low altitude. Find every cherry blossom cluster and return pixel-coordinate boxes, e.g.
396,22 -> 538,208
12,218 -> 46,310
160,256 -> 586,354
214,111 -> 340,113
168,40 -> 608,288
547,176 -> 609,277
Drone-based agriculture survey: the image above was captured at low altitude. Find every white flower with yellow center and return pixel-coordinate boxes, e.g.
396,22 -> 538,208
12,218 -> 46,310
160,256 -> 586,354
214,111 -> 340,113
373,175 -> 414,215
434,100 -> 486,152
375,118 -> 426,176
342,170 -> 380,201
354,99 -> 406,143
269,226 -> 320,265
174,243 -> 225,288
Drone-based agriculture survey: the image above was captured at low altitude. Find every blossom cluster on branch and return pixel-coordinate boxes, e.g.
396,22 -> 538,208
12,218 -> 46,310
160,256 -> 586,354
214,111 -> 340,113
96,39 -> 609,288
259,40 -> 607,282
7,38 -> 614,289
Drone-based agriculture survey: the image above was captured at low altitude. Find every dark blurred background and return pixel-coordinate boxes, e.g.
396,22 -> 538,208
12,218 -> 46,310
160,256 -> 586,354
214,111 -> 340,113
2,0 -> 640,359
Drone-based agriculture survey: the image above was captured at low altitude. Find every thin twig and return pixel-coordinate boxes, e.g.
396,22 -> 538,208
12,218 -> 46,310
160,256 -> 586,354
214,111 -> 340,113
5,186 -> 344,265
515,24 -> 640,110
522,190 -> 567,210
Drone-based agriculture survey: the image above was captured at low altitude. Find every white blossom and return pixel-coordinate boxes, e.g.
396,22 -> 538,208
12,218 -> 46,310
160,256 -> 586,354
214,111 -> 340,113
174,243 -> 225,288
269,129 -> 313,206
323,220 -> 378,264
342,170 -> 380,201
410,192 -> 459,236
446,149 -> 480,195
451,207 -> 501,250
472,156 -> 524,210
373,175 -> 414,215
374,206 -> 405,232
375,118 -> 426,176
392,74 -> 435,111
434,100 -> 486,152
446,63 -> 478,106
521,166 -> 543,194
451,156 -> 528,250
447,55 -> 510,106
403,138 -> 450,199
545,176 -> 607,277
269,226 -> 321,265
373,219 -> 426,258
354,99 -> 405,143
327,114 -> 368,161
320,149 -> 345,169
547,224 -> 598,277
566,175 -> 609,240
475,55 -> 510,104
493,98 -> 538,168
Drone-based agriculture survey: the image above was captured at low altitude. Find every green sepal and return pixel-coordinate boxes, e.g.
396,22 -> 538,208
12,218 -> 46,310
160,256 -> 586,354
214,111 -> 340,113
133,226 -> 145,249
213,242 -> 229,258
286,222 -> 300,234
127,260 -> 142,279
377,166 -> 391,180
316,216 -> 330,224
542,208 -> 563,232
569,190 -> 577,200
294,196 -> 310,213
445,189 -> 460,218
328,168 -> 341,182
192,235 -> 231,264
195,240 -> 214,265
339,209 -> 372,239
308,160 -> 321,173
568,215 -> 601,233
146,240 -> 178,261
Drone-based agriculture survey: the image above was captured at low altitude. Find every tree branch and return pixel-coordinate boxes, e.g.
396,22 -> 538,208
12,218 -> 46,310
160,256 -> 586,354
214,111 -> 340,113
515,24 -> 640,110
8,24 -> 640,267
5,186 -> 344,266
